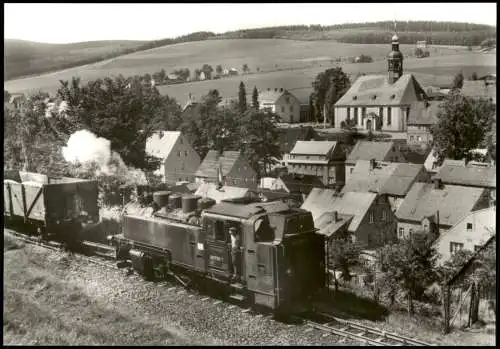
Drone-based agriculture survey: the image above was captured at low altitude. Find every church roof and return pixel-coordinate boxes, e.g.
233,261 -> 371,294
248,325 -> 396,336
335,74 -> 427,107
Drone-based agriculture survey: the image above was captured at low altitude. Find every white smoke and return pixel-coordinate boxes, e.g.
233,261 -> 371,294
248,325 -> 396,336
62,129 -> 147,184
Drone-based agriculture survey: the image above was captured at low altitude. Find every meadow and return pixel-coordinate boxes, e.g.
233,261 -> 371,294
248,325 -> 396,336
4,39 -> 495,104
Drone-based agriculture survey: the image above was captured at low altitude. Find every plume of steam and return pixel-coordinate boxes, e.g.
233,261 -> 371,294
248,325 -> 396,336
62,129 -> 148,184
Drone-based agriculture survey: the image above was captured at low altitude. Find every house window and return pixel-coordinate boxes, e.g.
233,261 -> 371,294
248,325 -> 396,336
354,108 -> 359,125
281,106 -> 285,113
347,107 -> 351,120
290,106 -> 293,112
466,223 -> 473,231
369,211 -> 374,224
387,107 -> 392,125
410,136 -> 414,141
417,136 -> 422,142
450,242 -> 464,255
286,97 -> 290,104
398,227 -> 404,238
382,210 -> 387,221
178,151 -> 181,156
306,156 -> 310,160
409,229 -> 414,239
361,107 -> 367,118
185,151 -> 188,156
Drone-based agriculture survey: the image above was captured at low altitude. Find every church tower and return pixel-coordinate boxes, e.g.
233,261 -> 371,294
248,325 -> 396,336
388,32 -> 403,84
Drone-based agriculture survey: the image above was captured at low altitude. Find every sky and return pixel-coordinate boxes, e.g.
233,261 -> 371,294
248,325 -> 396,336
4,3 -> 497,44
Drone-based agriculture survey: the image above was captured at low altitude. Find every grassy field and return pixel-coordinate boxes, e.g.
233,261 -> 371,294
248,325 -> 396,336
4,39 -> 148,81
4,39 -> 495,104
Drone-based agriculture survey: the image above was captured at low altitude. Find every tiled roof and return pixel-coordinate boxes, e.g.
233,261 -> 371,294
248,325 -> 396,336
335,74 -> 426,107
259,90 -> 285,103
301,188 -> 377,232
343,161 -> 425,196
145,131 -> 181,159
408,101 -> 442,125
461,81 -> 496,102
290,140 -> 338,156
315,212 -> 354,238
279,174 -> 325,195
395,183 -> 487,226
347,141 -> 395,162
195,183 -> 249,203
195,150 -> 245,179
433,164 -> 496,188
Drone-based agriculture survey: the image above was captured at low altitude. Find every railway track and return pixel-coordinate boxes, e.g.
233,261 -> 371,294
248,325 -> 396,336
297,311 -> 434,346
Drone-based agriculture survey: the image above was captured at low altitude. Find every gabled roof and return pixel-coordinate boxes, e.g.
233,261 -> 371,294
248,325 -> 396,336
279,174 -> 325,195
335,74 -> 426,107
395,183 -> 487,226
315,212 -> 354,238
259,89 -> 297,104
347,141 -> 395,163
408,101 -> 442,125
145,131 -> 182,159
290,140 -> 338,156
433,164 -> 496,188
343,161 -> 425,197
301,188 -> 377,232
461,81 -> 496,102
277,126 -> 321,154
195,150 -> 248,179
195,183 -> 249,203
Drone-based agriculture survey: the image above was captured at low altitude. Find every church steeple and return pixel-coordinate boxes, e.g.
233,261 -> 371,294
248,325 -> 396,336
388,20 -> 403,84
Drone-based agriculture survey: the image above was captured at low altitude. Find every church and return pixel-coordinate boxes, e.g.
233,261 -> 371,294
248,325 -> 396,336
333,33 -> 428,132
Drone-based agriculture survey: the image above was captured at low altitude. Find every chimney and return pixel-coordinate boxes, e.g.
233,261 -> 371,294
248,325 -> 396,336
275,88 -> 278,92
369,158 -> 376,170
280,87 -> 283,92
433,178 -> 442,190
267,88 -> 270,91
332,211 -> 339,223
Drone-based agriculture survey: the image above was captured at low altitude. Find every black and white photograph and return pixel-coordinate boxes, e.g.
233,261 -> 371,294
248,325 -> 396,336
3,2 -> 496,346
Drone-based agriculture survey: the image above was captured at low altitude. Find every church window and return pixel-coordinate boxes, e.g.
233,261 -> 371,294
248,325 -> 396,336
354,108 -> 359,125
387,107 -> 392,126
347,107 -> 350,120
361,107 -> 366,118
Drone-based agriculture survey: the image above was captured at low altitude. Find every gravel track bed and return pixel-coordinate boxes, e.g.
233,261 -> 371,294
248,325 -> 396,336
26,245 -> 358,346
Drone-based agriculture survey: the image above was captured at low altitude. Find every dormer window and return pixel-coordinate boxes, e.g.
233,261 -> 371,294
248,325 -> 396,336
353,96 -> 357,100
372,95 -> 377,100
390,94 -> 396,99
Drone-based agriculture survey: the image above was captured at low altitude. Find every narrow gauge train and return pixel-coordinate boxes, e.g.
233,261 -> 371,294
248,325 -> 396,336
3,170 -> 99,247
108,191 -> 325,314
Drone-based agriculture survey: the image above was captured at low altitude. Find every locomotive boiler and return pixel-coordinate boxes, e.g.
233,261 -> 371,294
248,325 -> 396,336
108,191 -> 325,314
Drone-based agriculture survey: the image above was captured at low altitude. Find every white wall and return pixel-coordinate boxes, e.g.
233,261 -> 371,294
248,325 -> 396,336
164,135 -> 201,184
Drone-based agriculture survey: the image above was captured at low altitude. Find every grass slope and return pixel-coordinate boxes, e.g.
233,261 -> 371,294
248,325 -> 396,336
4,39 -> 495,103
4,39 -> 147,81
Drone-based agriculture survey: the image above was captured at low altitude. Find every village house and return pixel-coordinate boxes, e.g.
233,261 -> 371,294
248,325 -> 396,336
343,160 -> 429,212
461,78 -> 496,105
258,88 -> 301,123
259,173 -> 325,204
345,141 -> 406,182
195,150 -> 258,189
145,131 -> 201,185
287,140 -> 345,186
433,206 -> 496,265
407,100 -> 441,147
302,188 -> 397,249
395,178 -> 491,240
194,182 -> 250,203
277,126 -> 321,159
333,34 -> 427,132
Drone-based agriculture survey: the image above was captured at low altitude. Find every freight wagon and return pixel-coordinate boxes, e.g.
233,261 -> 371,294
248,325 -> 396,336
3,170 -> 99,244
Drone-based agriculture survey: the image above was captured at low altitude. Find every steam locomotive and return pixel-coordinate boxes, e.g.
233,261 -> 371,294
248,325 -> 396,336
108,191 -> 326,314
3,170 -> 99,247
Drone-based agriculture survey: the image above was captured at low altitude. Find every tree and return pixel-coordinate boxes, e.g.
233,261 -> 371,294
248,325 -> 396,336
377,233 -> 439,315
324,84 -> 336,125
452,71 -> 465,90
471,72 -> 478,80
414,47 -> 424,57
252,86 -> 259,110
308,93 -> 316,123
328,238 -> 361,291
239,109 -> 281,176
242,63 -> 250,74
201,64 -> 214,80
193,68 -> 201,80
312,67 -> 351,122
238,81 -> 247,114
216,64 -> 223,76
431,91 -> 495,164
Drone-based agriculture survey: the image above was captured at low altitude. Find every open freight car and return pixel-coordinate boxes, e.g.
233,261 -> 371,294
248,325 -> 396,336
109,192 -> 325,314
3,170 -> 99,244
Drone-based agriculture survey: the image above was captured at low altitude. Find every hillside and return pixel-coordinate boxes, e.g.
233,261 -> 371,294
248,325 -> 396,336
4,21 -> 495,81
4,38 -> 495,102
4,39 -> 148,80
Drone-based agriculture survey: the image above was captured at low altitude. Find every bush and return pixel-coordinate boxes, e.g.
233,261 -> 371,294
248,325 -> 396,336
422,283 -> 442,305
